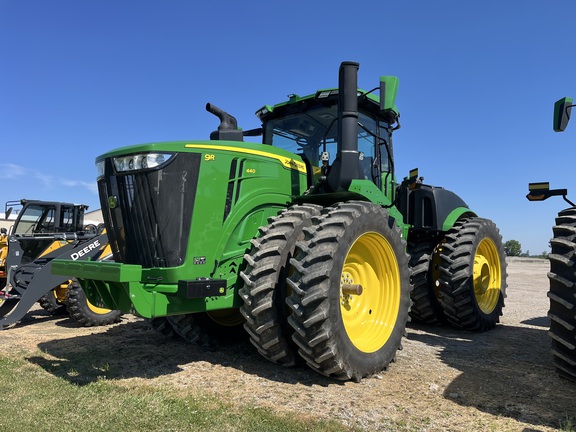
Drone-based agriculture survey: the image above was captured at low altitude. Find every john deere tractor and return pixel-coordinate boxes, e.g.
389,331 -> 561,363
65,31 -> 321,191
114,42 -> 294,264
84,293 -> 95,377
53,62 -> 506,381
527,96 -> 576,381
0,199 -> 122,329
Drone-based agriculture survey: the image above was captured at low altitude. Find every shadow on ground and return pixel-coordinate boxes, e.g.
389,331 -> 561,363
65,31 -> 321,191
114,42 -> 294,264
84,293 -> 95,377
28,318 -> 334,387
407,320 -> 576,429
24,311 -> 576,430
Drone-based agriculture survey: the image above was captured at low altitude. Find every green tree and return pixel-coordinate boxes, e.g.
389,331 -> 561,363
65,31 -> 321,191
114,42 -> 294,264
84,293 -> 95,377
504,240 -> 522,256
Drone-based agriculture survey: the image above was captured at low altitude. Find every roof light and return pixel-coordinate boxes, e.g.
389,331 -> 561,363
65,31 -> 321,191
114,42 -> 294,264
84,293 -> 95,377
255,105 -> 271,119
316,90 -> 339,99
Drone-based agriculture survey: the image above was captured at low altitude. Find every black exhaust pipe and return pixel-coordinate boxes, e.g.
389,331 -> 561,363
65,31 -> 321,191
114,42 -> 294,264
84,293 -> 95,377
327,61 -> 362,192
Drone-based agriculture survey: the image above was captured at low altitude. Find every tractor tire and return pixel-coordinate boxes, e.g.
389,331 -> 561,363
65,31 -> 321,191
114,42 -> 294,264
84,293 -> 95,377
66,281 -> 122,327
437,217 -> 507,331
239,204 -> 322,366
548,207 -> 576,381
146,317 -> 178,338
408,240 -> 445,325
286,201 -> 411,381
38,288 -> 68,316
167,309 -> 246,346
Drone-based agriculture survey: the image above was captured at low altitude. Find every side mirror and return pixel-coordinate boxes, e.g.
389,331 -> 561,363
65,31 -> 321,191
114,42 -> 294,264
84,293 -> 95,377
553,97 -> 573,132
5,207 -> 12,220
379,76 -> 399,123
527,182 -> 575,206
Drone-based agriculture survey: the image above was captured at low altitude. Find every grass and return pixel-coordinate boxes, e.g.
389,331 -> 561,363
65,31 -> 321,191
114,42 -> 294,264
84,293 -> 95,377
560,415 -> 576,432
0,355 -> 352,432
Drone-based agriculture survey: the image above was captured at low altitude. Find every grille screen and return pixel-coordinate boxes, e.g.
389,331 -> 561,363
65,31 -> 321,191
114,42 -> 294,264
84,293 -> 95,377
98,153 -> 200,268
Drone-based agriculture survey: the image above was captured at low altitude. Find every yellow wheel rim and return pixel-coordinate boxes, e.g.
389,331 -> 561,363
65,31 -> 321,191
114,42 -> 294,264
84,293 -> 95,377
54,283 -> 70,303
473,238 -> 502,314
206,309 -> 245,327
340,232 -> 401,353
87,298 -> 114,315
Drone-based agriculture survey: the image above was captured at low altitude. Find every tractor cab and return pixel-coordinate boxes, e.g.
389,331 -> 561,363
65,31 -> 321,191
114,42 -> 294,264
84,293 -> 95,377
256,78 -> 400,200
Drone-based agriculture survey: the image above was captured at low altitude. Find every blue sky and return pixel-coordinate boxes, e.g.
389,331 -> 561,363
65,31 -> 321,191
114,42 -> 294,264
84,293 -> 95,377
1,1 -> 575,254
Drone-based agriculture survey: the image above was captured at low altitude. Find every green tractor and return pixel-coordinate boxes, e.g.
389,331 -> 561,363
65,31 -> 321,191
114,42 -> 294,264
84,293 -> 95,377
53,61 -> 506,381
527,96 -> 576,381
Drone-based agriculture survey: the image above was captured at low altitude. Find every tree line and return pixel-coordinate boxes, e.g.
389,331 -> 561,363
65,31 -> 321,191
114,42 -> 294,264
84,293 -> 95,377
503,239 -> 549,258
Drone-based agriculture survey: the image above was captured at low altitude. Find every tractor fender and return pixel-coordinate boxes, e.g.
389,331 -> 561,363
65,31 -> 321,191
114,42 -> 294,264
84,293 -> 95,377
441,206 -> 477,232
403,185 -> 476,232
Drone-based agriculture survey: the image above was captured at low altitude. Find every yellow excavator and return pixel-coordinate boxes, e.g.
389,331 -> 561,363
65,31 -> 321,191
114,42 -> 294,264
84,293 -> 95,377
0,199 -> 122,329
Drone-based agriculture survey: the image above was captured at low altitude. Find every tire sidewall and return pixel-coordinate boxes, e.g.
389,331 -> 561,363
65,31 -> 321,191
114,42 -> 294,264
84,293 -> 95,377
324,204 -> 410,375
456,218 -> 506,323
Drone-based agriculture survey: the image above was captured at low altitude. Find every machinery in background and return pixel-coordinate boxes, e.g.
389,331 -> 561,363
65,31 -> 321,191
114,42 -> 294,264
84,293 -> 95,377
0,199 -> 122,329
527,96 -> 576,381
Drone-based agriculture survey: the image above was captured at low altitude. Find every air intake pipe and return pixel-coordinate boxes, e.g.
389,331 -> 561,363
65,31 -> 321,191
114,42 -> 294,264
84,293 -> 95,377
206,103 -> 244,141
326,61 -> 362,192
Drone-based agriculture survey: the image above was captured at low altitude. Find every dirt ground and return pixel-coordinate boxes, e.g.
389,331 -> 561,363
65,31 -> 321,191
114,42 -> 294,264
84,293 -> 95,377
1,258 -> 575,431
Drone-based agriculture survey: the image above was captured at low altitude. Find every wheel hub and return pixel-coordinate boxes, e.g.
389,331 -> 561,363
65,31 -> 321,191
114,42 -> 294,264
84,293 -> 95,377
473,255 -> 491,295
340,272 -> 357,308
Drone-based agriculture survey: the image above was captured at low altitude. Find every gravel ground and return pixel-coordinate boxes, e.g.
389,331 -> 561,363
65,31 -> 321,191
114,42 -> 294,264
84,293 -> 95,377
1,257 -> 575,431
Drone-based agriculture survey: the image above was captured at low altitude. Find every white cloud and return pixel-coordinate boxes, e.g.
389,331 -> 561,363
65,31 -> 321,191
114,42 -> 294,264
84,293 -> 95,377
0,163 -> 97,194
60,179 -> 98,194
0,163 -> 27,179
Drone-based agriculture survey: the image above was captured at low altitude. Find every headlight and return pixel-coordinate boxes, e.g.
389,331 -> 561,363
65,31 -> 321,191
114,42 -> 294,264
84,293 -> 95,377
113,153 -> 172,173
96,160 -> 105,179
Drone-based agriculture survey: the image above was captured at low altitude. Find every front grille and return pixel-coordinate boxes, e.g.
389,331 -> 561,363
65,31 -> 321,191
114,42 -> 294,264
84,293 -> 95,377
98,153 -> 201,268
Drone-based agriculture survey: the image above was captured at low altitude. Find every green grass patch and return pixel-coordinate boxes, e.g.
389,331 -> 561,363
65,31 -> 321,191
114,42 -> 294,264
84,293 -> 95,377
0,355 -> 351,432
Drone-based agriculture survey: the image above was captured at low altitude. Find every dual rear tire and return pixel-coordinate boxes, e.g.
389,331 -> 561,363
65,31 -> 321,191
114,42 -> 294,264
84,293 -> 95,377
437,218 -> 507,331
408,218 -> 507,332
242,201 -> 411,381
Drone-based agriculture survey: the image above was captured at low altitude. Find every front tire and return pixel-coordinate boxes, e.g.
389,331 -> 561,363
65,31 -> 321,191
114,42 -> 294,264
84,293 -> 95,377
438,217 -> 507,331
239,204 -> 321,366
146,317 -> 178,338
287,201 -> 411,381
548,207 -> 576,381
167,309 -> 246,346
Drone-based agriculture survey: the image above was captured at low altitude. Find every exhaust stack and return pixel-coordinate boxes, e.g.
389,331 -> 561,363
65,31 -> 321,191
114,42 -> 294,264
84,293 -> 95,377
326,61 -> 362,192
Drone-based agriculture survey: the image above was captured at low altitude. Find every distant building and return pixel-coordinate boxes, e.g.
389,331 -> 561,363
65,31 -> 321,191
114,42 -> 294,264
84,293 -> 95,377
0,213 -> 15,233
84,209 -> 104,225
